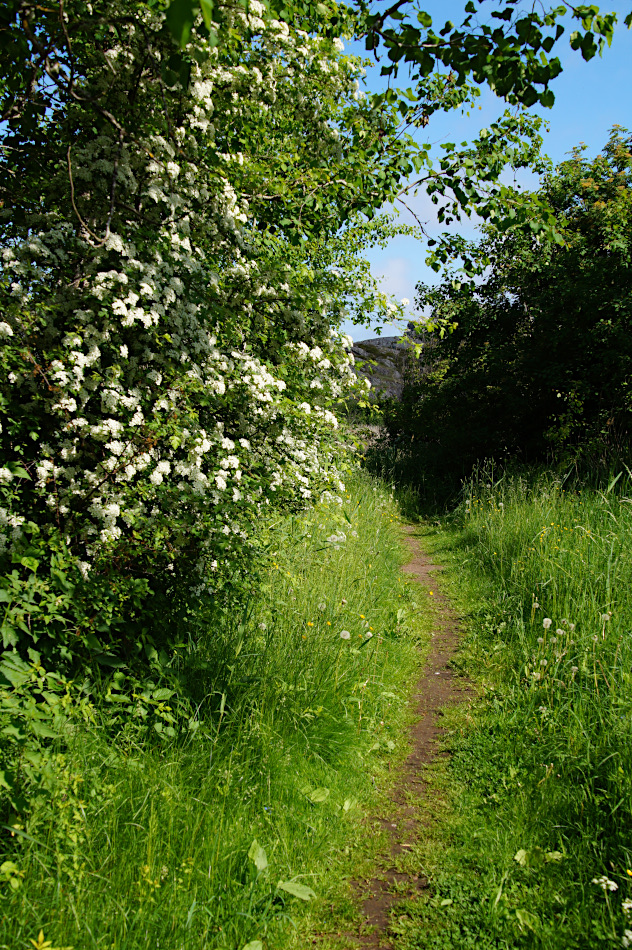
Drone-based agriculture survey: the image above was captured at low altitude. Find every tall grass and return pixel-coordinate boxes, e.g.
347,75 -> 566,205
1,474 -> 422,950
401,470 -> 632,949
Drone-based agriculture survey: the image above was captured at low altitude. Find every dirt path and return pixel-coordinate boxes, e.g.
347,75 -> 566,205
352,527 -> 471,949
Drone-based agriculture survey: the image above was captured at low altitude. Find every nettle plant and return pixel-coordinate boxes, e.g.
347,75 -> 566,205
0,0 -> 414,673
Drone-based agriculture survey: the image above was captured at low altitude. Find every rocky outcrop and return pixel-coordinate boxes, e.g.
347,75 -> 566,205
351,335 -> 415,398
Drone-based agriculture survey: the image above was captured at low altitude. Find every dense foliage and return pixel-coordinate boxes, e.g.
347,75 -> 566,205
382,128 -> 632,484
0,0 -> 409,672
0,0 -> 581,816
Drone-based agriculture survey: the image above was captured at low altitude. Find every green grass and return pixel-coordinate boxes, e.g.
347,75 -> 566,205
0,473 -> 427,950
394,470 -> 632,949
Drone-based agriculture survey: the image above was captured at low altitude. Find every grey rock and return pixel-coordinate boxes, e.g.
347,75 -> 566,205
351,335 -> 415,398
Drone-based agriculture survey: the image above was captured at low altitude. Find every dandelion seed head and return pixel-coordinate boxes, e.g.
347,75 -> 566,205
339,630 -> 351,640
543,618 -> 552,629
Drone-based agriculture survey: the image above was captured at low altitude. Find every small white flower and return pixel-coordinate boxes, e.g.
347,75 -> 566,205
592,875 -> 618,892
258,622 -> 267,631
622,929 -> 632,948
339,630 -> 351,640
622,898 -> 632,915
543,618 -> 552,629
318,602 -> 326,611
0,321 -> 14,338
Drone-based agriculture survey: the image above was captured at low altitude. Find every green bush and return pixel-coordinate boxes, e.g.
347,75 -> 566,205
385,128 -> 632,486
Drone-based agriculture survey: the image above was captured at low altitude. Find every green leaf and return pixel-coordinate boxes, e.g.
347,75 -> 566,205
516,908 -> 539,931
248,839 -> 268,872
166,0 -> 197,47
19,557 -> 39,573
306,786 -> 329,804
7,463 -> 30,479
0,769 -> 14,791
30,720 -> 59,739
277,880 -> 316,900
0,656 -> 31,688
242,943 -> 263,950
152,688 -> 175,701
199,0 -> 214,27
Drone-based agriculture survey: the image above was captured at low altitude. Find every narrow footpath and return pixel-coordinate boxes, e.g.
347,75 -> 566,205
351,526 -> 471,949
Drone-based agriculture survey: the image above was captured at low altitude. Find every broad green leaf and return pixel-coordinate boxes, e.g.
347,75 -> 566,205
166,0 -> 197,47
199,0 -> 213,27
277,880 -> 316,900
152,688 -> 175,701
307,786 -> 329,804
20,557 -> 39,573
242,943 -> 263,950
0,656 -> 31,688
30,720 -> 59,739
248,839 -> 268,872
0,769 -> 14,791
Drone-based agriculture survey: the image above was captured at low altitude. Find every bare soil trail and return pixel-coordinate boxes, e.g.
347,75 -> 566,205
351,526 -> 471,949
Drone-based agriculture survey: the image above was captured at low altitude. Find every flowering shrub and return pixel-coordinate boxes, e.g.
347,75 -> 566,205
0,0 -> 414,671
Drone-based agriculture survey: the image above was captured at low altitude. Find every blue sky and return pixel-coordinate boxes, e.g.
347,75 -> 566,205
339,2 -> 632,341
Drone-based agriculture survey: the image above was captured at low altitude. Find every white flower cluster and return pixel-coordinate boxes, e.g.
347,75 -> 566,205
0,0 -> 375,581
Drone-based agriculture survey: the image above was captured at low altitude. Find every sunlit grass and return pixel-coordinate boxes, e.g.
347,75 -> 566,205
399,470 -> 632,949
0,473 -> 424,950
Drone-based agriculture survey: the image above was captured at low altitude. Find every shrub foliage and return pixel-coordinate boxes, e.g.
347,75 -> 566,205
385,128 -> 632,482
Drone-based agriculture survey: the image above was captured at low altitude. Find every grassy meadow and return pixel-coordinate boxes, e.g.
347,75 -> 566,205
0,474 -> 427,950
395,470 -> 632,949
